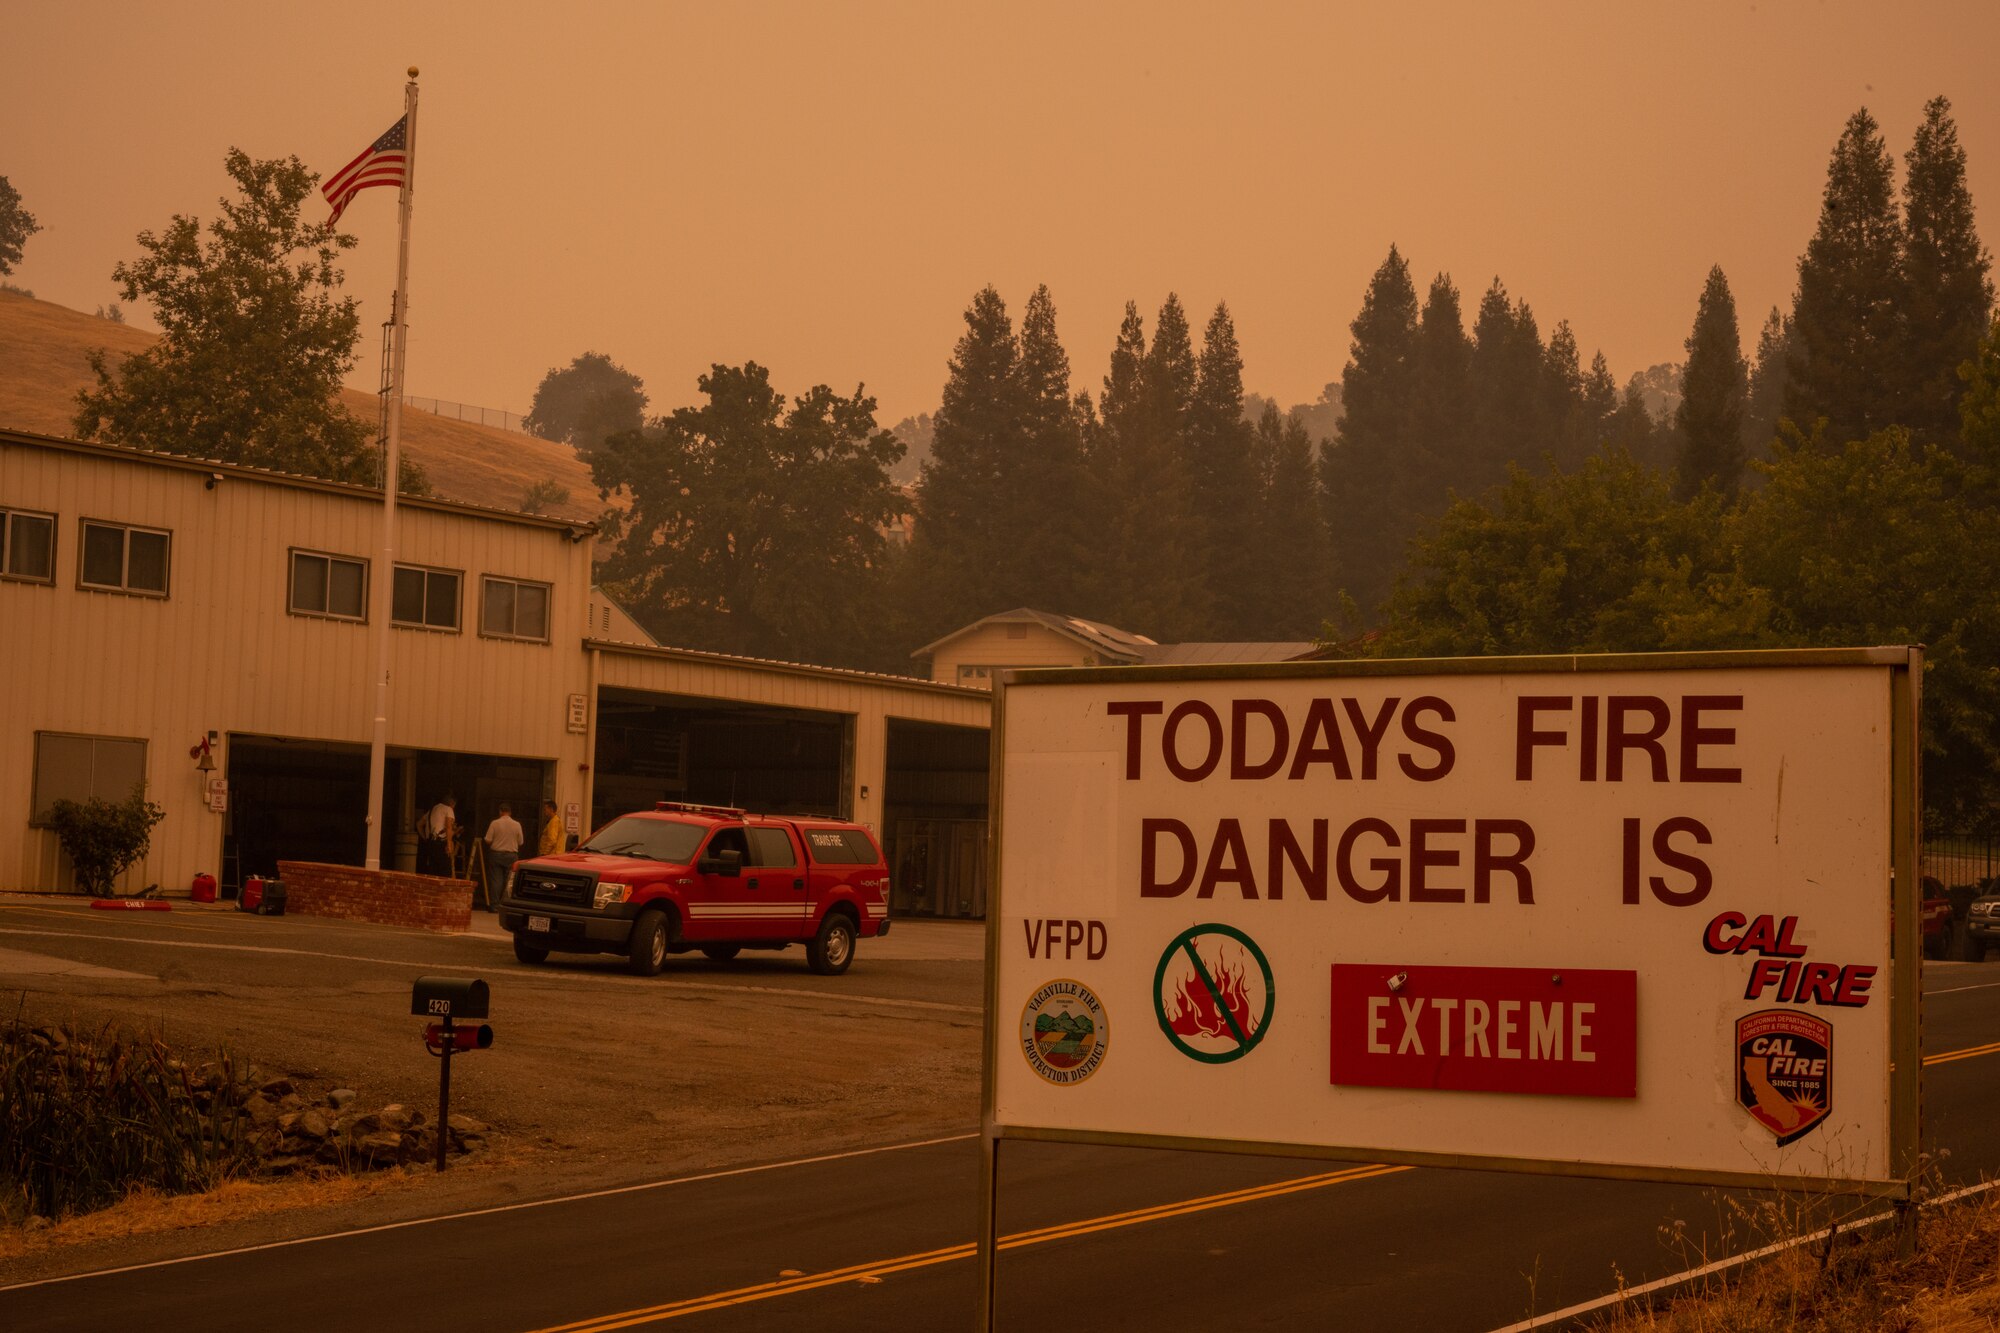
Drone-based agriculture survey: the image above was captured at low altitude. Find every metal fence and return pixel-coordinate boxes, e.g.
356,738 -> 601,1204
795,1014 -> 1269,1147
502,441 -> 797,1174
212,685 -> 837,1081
1923,832 -> 2000,889
402,397 -> 533,436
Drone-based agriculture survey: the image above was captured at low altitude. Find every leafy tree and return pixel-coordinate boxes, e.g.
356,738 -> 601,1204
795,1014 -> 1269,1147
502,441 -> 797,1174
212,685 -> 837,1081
591,362 -> 906,666
524,352 -> 648,462
72,151 -> 426,492
1902,96 -> 1995,448
1370,448 -> 1756,659
1674,265 -> 1749,497
1960,316 -> 2000,497
519,479 -> 570,515
0,175 -> 38,275
1732,426 -> 2000,821
887,411 -> 934,484
1785,108 -> 1906,444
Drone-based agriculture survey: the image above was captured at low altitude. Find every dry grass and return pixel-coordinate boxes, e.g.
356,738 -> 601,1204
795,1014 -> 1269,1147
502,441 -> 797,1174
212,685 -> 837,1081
1590,1179 -> 2000,1333
0,1173 -> 400,1263
0,289 -> 602,521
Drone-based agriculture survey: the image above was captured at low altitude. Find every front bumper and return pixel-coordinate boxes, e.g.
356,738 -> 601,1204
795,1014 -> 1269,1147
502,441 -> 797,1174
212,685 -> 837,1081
499,900 -> 636,950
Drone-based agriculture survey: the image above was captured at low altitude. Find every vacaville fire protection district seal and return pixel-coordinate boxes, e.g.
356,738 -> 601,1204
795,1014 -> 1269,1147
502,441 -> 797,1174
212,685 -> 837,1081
1020,979 -> 1109,1085
1736,1009 -> 1832,1146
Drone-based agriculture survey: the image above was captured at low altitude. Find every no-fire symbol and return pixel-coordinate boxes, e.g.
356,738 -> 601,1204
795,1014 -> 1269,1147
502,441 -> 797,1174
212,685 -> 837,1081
1153,924 -> 1276,1064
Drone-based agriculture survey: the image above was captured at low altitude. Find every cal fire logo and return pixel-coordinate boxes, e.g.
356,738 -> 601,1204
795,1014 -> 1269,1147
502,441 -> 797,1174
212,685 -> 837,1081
1153,924 -> 1275,1064
1020,979 -> 1109,1085
1736,1010 -> 1833,1146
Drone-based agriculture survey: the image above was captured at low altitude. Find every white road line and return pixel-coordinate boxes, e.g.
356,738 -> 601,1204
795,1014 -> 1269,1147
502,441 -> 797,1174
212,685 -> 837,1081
0,927 -> 981,1015
0,1131 -> 981,1294
1485,1178 -> 2000,1332
1927,979 -> 2000,995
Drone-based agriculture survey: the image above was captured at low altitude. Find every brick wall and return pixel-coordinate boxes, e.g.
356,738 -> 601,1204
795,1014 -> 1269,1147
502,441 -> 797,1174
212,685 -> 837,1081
278,861 -> 473,934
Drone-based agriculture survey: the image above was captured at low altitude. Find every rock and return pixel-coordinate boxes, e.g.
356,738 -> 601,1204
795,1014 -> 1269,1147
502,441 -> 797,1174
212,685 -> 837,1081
258,1077 -> 294,1098
347,1113 -> 380,1136
378,1105 -> 412,1133
297,1109 -> 330,1141
245,1095 -> 280,1128
446,1114 -> 488,1138
357,1130 -> 404,1160
327,1088 -> 357,1110
261,1154 -> 304,1174
279,1092 -> 304,1111
277,1112 -> 300,1134
23,1215 -> 51,1233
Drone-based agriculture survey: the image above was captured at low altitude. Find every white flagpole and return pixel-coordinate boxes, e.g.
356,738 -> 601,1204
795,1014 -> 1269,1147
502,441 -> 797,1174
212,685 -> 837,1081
364,68 -> 419,870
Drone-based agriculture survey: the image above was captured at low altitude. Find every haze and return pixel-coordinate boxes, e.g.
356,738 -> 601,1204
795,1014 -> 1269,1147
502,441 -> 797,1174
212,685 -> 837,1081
8,0 -> 1999,425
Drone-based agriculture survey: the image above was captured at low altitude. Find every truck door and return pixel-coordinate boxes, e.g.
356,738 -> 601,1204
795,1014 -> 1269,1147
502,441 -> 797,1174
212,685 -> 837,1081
747,824 -> 810,941
690,824 -> 754,941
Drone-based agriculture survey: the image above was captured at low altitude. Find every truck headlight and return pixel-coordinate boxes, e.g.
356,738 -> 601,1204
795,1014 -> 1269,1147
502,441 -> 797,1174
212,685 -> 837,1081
594,882 -> 632,909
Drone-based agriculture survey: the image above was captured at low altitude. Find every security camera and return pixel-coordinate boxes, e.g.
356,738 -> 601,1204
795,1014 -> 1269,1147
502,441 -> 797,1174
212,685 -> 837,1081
205,472 -> 224,490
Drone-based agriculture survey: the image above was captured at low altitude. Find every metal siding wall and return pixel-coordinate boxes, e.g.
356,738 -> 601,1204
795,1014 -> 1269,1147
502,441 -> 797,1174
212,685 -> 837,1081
1,443 -> 591,894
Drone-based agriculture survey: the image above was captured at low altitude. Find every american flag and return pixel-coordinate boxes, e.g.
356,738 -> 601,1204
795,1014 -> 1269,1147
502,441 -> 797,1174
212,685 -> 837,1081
322,116 -> 408,225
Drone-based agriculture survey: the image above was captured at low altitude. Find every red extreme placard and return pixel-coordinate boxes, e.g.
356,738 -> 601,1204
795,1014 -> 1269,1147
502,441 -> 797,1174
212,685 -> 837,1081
1330,964 -> 1638,1098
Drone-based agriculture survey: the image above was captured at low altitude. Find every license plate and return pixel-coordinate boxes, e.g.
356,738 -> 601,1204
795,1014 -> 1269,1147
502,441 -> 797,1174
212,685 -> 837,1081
528,915 -> 551,933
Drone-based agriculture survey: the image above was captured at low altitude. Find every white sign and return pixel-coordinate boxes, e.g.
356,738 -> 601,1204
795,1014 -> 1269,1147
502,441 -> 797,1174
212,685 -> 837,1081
566,693 -> 589,734
564,801 -> 581,835
986,653 -> 1918,1191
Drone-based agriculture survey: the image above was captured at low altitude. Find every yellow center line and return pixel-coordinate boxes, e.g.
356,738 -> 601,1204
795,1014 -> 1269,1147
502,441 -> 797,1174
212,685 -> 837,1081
1924,1039 -> 2000,1065
528,1163 -> 1409,1332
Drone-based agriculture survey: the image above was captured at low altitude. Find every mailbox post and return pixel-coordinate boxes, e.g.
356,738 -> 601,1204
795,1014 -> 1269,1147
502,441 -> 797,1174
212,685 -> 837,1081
411,977 -> 492,1172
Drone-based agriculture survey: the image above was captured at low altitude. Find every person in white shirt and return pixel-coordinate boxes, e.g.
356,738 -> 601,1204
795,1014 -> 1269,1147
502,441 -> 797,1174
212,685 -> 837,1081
482,802 -> 524,911
420,795 -> 457,876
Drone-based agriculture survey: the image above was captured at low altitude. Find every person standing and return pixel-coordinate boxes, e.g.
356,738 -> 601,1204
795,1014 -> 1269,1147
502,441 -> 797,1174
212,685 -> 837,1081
540,798 -> 563,857
482,802 -> 524,911
421,795 -> 458,876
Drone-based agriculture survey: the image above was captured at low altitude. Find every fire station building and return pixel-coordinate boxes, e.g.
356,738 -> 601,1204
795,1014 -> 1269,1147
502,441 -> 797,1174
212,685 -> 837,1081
2,429 -> 992,917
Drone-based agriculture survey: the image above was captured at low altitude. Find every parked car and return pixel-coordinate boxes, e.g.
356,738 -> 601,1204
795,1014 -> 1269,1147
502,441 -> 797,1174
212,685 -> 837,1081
1961,880 -> 2000,962
497,801 -> 890,976
1922,875 -> 1956,960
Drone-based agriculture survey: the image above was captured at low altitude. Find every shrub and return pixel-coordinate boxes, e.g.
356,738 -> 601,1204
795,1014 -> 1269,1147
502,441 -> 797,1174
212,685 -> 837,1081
46,786 -> 165,898
0,1019 -> 254,1220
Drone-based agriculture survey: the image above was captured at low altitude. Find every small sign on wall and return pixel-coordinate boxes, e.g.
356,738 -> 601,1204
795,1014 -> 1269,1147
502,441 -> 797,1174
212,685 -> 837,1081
564,801 -> 581,834
205,776 -> 227,813
566,693 -> 588,734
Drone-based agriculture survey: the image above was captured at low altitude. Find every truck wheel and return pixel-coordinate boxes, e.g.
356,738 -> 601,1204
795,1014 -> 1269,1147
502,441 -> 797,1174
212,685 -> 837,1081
513,936 -> 549,965
627,911 -> 669,976
701,945 -> 740,962
808,913 -> 856,976
1954,924 -> 1985,963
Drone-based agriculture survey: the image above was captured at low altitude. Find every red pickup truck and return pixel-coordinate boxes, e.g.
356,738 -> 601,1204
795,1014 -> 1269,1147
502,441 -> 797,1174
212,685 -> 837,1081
498,802 -> 891,976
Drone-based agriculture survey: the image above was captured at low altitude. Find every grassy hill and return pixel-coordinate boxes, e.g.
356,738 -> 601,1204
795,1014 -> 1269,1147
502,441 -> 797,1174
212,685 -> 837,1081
0,289 -> 600,521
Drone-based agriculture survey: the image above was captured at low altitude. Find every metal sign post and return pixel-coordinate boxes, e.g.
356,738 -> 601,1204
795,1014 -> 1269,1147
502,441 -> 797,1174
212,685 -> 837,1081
976,648 -> 1921,1328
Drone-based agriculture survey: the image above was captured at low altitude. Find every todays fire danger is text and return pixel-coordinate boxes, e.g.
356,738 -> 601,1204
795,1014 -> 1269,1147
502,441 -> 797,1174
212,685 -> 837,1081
990,660 -> 1908,1189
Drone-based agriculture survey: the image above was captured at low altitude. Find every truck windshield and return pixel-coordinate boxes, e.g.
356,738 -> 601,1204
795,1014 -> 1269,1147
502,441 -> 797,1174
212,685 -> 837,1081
579,817 -> 705,864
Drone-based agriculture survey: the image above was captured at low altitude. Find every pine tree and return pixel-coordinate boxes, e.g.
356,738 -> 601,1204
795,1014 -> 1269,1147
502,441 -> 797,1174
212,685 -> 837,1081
1012,285 -> 1095,611
1469,279 -> 1547,485
1786,108 -> 1906,444
1902,95 -> 1996,448
1324,247 -> 1422,614
1412,273 -> 1473,477
1247,404 -> 1334,639
1674,265 -> 1750,497
909,286 -> 1021,637
1542,320 -> 1587,470
1188,302 -> 1259,636
1581,352 -> 1620,450
1744,306 -> 1790,463
1118,294 -> 1210,640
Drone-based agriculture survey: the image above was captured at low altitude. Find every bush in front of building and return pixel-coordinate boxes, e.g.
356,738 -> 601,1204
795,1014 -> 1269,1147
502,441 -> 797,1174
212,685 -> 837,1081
45,786 -> 164,898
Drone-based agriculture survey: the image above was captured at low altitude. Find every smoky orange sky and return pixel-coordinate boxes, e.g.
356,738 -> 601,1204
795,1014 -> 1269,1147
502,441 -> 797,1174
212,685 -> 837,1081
8,1 -> 1999,430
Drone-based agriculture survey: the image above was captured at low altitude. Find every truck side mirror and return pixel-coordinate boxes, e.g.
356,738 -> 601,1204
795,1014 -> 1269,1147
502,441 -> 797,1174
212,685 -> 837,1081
698,848 -> 744,877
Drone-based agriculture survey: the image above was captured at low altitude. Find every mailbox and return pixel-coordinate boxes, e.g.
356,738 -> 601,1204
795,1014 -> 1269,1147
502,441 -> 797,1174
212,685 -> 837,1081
411,976 -> 489,1020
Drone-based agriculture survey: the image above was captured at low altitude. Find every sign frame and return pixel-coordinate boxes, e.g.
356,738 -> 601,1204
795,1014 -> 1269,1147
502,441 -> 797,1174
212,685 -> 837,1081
975,647 -> 1922,1323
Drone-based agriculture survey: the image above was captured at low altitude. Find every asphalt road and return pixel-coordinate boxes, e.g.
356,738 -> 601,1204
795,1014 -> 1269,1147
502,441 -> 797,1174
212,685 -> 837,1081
2,903 -> 1997,1331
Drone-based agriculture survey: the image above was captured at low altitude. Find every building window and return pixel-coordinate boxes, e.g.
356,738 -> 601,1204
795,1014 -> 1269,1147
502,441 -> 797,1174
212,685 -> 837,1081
290,550 -> 368,621
957,664 -> 993,685
392,564 -> 461,631
31,732 -> 147,825
1,508 -> 55,583
78,519 -> 170,596
481,576 -> 551,642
